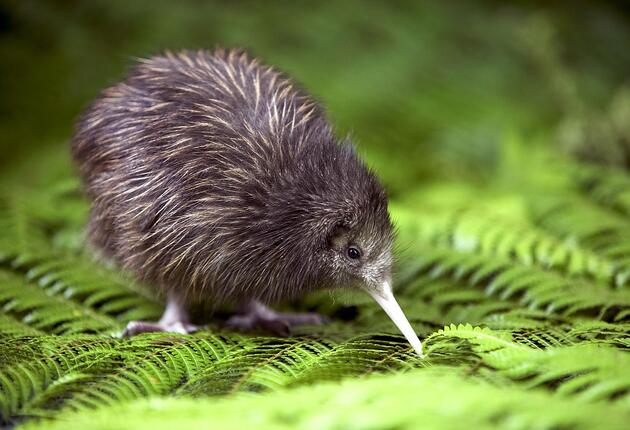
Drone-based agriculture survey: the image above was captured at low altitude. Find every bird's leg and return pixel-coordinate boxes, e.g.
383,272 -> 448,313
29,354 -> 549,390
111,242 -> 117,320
225,300 -> 329,336
122,293 -> 200,336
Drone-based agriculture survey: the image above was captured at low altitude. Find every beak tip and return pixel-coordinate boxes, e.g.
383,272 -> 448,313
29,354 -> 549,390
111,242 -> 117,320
368,281 -> 425,360
410,340 -> 425,358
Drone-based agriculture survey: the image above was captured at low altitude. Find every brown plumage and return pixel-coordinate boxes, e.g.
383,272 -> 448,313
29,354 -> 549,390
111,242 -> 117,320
72,48 -> 423,356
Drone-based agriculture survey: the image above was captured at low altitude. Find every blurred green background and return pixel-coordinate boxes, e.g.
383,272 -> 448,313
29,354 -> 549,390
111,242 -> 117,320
2,0 -> 629,191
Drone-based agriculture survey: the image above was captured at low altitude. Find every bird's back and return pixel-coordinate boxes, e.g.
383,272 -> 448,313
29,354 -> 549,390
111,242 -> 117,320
72,49 -> 344,303
73,49 -> 331,194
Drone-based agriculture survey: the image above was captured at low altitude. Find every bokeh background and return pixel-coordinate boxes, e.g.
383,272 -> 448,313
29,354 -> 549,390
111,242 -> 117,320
2,1 -> 630,189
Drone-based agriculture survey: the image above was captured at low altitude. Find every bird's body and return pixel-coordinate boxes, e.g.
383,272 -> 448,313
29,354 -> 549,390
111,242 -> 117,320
72,49 -> 423,356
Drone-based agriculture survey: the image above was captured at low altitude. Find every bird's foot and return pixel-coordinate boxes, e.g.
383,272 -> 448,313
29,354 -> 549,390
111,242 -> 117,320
225,301 -> 329,336
122,320 -> 201,336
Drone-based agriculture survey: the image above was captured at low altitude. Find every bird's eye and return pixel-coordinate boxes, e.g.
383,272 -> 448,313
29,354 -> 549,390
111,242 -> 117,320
346,246 -> 361,260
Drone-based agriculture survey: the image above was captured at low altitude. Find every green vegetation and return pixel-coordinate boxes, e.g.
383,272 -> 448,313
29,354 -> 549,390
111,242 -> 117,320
1,1 -> 629,429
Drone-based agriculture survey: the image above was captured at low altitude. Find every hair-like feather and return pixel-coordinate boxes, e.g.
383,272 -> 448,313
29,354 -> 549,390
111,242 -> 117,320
72,48 -> 393,306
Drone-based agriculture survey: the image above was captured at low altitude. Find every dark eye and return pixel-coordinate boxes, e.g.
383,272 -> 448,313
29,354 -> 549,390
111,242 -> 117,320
346,246 -> 361,260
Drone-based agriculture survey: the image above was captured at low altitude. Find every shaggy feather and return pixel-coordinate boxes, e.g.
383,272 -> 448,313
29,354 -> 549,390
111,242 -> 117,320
72,48 -> 393,306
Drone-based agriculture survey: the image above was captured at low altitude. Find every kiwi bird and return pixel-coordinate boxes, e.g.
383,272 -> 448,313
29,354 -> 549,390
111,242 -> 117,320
71,48 -> 423,357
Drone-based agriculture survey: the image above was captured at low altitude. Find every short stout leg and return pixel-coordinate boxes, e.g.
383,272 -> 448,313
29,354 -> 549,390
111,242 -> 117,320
225,300 -> 329,336
122,293 -> 200,336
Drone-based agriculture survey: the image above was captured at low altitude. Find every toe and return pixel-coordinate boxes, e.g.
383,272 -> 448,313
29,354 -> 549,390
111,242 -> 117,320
225,314 -> 256,331
168,321 -> 189,334
183,322 -> 203,333
306,313 -> 331,325
280,312 -> 331,326
258,318 -> 291,336
122,321 -> 162,336
122,320 -> 201,336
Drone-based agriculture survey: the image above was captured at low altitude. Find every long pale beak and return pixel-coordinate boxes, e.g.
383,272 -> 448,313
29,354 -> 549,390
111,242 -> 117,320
367,281 -> 424,358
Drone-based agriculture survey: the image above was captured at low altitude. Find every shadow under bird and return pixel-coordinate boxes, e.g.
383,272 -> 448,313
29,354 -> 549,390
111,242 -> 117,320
72,48 -> 424,357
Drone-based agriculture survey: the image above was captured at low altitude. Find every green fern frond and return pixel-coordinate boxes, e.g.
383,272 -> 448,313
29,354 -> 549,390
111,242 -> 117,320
0,335 -> 127,420
405,246 -> 630,321
394,205 -> 617,284
428,324 -> 630,406
10,253 -> 162,323
576,163 -> 630,218
531,196 -> 630,286
0,270 -> 119,334
20,368 -> 630,430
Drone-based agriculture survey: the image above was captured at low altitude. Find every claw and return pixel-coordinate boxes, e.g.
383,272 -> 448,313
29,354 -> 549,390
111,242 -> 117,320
122,293 -> 200,337
225,301 -> 329,336
122,320 -> 201,336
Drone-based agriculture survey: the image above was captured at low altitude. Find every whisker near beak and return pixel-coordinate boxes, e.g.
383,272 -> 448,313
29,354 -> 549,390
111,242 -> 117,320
367,281 -> 424,358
